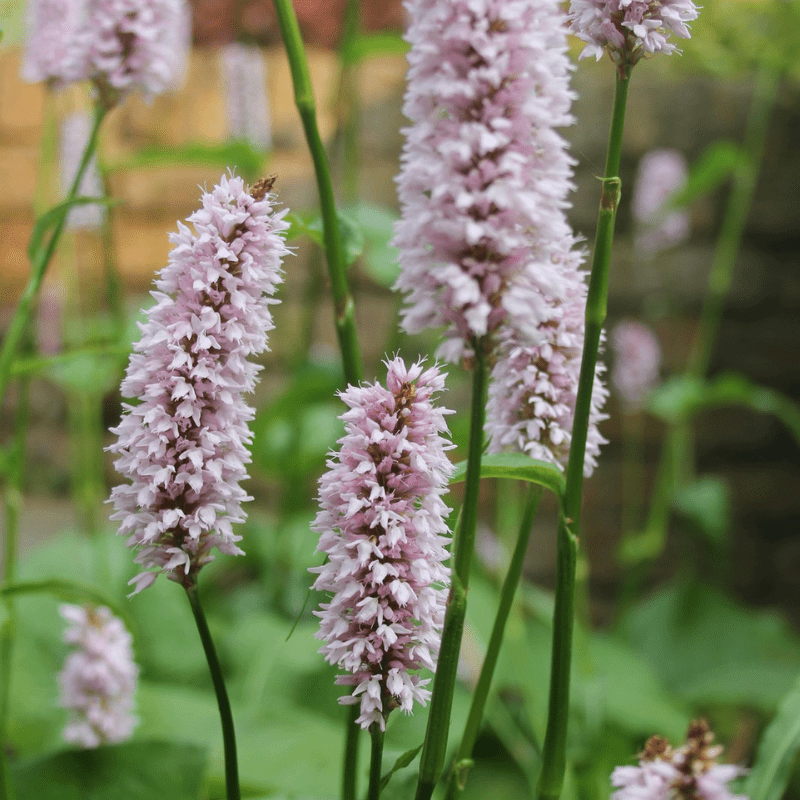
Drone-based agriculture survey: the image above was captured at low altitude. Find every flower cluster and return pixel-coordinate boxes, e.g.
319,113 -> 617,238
393,0 -> 583,363
57,604 -> 138,748
611,320 -> 662,410
22,0 -> 190,105
312,358 -> 454,731
633,149 -> 690,254
568,0 -> 699,68
108,174 -> 289,594
611,720 -> 747,800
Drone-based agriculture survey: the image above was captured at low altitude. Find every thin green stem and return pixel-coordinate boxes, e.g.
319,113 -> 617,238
271,0 -> 363,386
445,484 -> 543,800
0,103 -> 107,410
537,70 -> 630,800
185,581 -> 240,800
367,725 -> 385,800
342,704 -> 360,800
415,341 -> 487,800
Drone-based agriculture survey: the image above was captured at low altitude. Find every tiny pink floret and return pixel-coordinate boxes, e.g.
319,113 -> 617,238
312,358 -> 454,730
109,174 -> 288,593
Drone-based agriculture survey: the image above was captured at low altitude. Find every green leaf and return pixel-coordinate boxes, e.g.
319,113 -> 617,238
285,209 -> 364,266
342,31 -> 410,64
672,476 -> 731,544
667,141 -> 746,209
10,740 -> 207,800
0,579 -> 129,627
27,197 -> 121,262
647,373 -> 800,444
746,673 -> 800,800
380,744 -> 423,791
348,203 -> 400,287
107,141 -> 264,182
450,453 -> 565,500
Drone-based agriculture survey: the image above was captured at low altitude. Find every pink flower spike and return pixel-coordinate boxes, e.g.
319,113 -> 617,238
108,174 -> 289,593
312,358 -> 454,730
58,604 -> 139,748
568,0 -> 699,68
611,320 -> 662,411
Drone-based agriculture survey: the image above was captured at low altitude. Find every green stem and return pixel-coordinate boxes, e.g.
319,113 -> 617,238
342,703 -> 360,800
0,103 -> 107,410
445,484 -> 543,800
415,340 -> 487,800
537,69 -> 630,800
185,581 -> 240,800
271,0 -> 363,386
367,725 -> 385,800
688,65 -> 780,379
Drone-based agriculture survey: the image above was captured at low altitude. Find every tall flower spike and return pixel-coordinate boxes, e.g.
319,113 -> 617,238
480,0 -> 608,477
21,0 -> 191,106
58,604 -> 139,748
109,174 -> 289,594
312,358 -> 454,731
568,0 -> 699,68
610,319 -> 661,411
393,0 -> 582,363
611,720 -> 748,800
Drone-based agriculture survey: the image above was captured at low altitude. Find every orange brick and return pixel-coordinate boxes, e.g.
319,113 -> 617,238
0,49 -> 45,137
0,144 -> 39,212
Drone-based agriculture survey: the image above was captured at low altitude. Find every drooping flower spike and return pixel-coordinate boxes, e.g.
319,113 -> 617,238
611,720 -> 747,800
568,0 -> 700,69
312,358 -> 454,731
393,0 -> 583,363
58,604 -> 139,748
109,174 -> 289,594
22,0 -> 190,106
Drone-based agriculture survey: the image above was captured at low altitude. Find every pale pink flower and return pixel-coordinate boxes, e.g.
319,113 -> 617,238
21,0 -> 190,105
221,43 -> 272,150
58,604 -> 138,748
59,110 -> 105,230
633,149 -> 690,254
611,722 -> 747,800
569,0 -> 699,67
311,358 -> 454,731
611,320 -> 661,410
393,0 -> 583,363
108,174 -> 288,594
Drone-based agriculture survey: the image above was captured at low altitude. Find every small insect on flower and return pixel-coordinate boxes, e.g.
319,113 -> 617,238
312,357 -> 455,731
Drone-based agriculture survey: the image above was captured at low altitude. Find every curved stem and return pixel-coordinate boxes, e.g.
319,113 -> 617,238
367,725 -> 385,800
445,484 -> 543,800
0,103 -> 107,409
415,341 -> 487,800
185,581 -> 240,800
271,0 -> 363,386
537,69 -> 631,800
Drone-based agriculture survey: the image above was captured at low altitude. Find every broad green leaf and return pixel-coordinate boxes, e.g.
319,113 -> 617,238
107,141 -> 264,182
666,141 -> 746,209
672,476 -> 731,544
348,202 -> 400,287
11,740 -> 207,800
285,209 -> 364,266
647,373 -> 800,444
746,673 -> 800,800
27,197 -> 121,262
380,744 -> 423,791
451,453 -> 565,500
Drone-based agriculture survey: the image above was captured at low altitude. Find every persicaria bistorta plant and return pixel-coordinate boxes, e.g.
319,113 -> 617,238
22,0 -> 191,106
312,358 -> 454,731
611,720 -> 747,800
611,319 -> 662,411
108,174 -> 289,594
58,604 -> 139,748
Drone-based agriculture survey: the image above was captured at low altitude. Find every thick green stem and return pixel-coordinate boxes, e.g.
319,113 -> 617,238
445,485 -> 543,800
0,104 -> 107,409
367,725 -> 385,800
185,581 -> 240,800
537,70 -> 630,800
415,341 -> 487,800
271,0 -> 363,386
342,703 -> 360,800
688,65 -> 780,379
